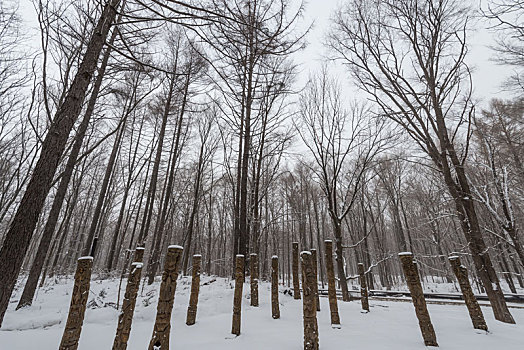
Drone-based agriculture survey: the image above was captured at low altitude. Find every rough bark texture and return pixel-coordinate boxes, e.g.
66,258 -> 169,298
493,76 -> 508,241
399,253 -> 438,347
59,257 -> 93,350
292,242 -> 301,300
186,255 -> 202,326
232,255 -> 245,336
250,253 -> 259,307
358,263 -> 369,312
148,246 -> 183,350
449,256 -> 488,331
0,0 -> 120,326
310,249 -> 320,311
271,256 -> 280,319
112,260 -> 143,350
324,240 -> 340,325
301,252 -> 319,350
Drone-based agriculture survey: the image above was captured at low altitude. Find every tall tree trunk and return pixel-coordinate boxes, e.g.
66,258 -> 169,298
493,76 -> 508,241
0,0 -> 120,326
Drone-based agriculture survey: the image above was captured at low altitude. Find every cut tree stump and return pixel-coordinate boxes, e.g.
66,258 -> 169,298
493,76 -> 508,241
399,252 -> 438,347
324,240 -> 340,325
358,263 -> 369,312
271,256 -> 280,319
250,253 -> 259,307
59,257 -> 93,350
449,255 -> 488,331
148,245 -> 183,350
112,256 -> 143,350
186,254 -> 202,326
292,242 -> 301,300
232,254 -> 245,336
301,251 -> 319,350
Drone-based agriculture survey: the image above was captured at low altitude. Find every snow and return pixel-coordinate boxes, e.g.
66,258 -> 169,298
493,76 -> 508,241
448,256 -> 460,260
1,276 -> 524,349
78,256 -> 94,261
131,263 -> 143,268
398,252 -> 413,256
168,245 -> 183,250
193,254 -> 202,257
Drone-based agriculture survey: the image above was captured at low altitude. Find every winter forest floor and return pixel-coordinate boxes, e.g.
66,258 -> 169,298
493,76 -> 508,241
1,276 -> 524,349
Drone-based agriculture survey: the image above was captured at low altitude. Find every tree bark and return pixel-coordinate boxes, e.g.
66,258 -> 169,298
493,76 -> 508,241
112,254 -> 143,350
271,256 -> 280,319
148,245 -> 183,350
300,251 -> 319,350
292,242 -> 301,300
399,253 -> 438,347
324,240 -> 340,325
448,256 -> 488,331
310,249 -> 320,311
186,255 -> 201,326
358,263 -> 369,312
0,0 -> 120,326
59,257 -> 93,350
250,253 -> 259,307
231,254 -> 245,336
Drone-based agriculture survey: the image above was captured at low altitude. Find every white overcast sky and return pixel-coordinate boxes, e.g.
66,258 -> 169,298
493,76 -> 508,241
17,0 -> 510,105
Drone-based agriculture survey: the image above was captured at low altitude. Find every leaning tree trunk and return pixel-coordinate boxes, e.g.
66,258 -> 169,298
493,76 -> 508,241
0,0 -> 120,326
16,14 -> 121,308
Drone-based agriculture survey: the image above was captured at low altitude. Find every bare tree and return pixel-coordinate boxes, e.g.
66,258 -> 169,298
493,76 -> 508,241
329,0 -> 514,322
296,69 -> 391,301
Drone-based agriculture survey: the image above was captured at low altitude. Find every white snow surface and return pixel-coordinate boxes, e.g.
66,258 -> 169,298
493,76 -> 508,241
1,276 -> 524,349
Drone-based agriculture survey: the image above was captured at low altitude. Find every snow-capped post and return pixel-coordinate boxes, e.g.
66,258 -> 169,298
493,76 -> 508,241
271,256 -> 280,319
324,240 -> 340,325
59,256 -> 93,350
358,263 -> 369,312
186,254 -> 202,325
250,253 -> 259,307
398,252 -> 438,347
148,245 -> 183,350
448,255 -> 488,331
134,246 -> 145,263
310,249 -> 320,311
113,259 -> 143,350
292,242 -> 301,299
301,251 -> 319,350
232,254 -> 245,336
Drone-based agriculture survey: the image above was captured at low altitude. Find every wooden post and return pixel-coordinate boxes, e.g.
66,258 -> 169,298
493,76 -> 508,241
310,249 -> 320,311
148,245 -> 183,350
292,242 -> 301,299
59,257 -> 93,350
324,240 -> 340,325
134,246 -> 145,263
301,251 -> 319,350
271,256 -> 280,319
231,254 -> 245,336
113,259 -> 143,350
399,252 -> 438,347
250,253 -> 259,307
186,254 -> 202,326
449,255 -> 488,331
358,263 -> 369,312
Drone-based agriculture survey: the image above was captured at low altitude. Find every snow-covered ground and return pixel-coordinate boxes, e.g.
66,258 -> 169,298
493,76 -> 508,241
1,275 -> 524,349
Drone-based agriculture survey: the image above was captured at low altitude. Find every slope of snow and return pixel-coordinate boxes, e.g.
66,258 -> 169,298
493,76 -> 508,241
1,275 -> 523,349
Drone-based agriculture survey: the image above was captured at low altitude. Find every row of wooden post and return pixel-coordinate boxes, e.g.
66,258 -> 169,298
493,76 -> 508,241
57,242 -> 488,350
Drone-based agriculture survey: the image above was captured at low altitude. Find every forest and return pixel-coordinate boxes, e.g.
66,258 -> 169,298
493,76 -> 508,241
0,0 -> 524,349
